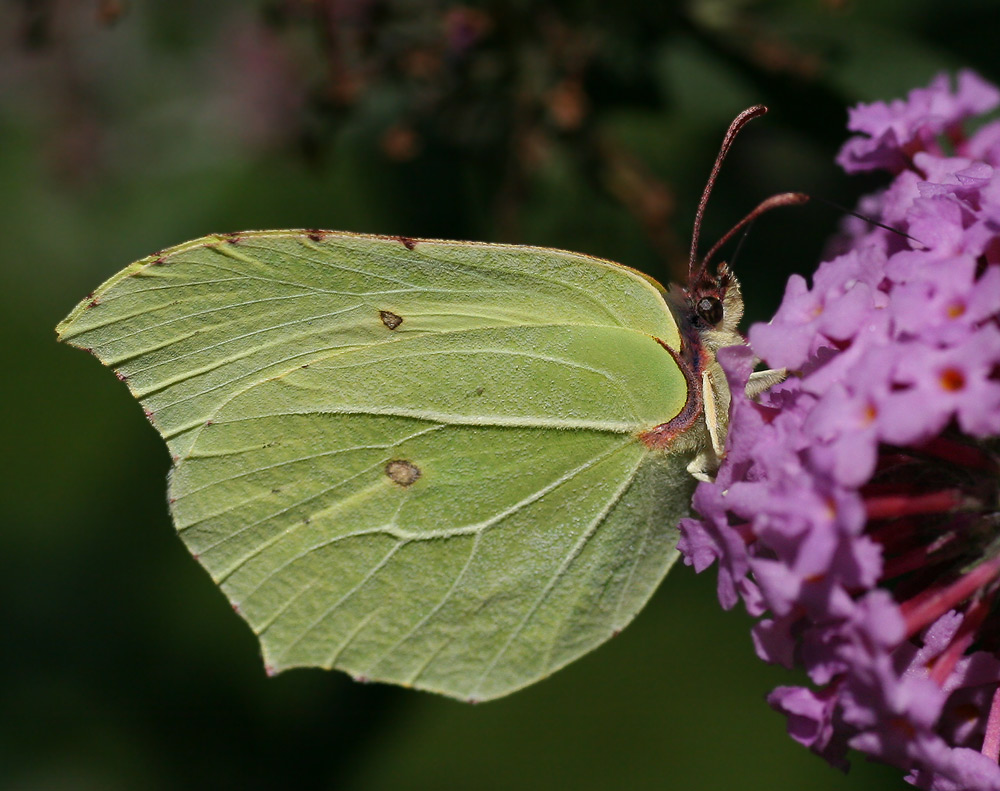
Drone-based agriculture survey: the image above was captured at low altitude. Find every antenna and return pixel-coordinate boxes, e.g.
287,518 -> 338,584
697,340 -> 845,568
699,192 -> 810,272
810,195 -> 929,250
689,105 -> 768,282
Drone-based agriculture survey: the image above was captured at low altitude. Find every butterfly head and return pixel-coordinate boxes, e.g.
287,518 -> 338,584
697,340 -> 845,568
687,259 -> 743,344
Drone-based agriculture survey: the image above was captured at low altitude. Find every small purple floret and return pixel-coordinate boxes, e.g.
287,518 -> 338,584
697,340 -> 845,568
836,70 -> 1000,174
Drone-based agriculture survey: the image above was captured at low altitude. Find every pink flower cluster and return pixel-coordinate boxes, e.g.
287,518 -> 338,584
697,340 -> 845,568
679,70 -> 1000,790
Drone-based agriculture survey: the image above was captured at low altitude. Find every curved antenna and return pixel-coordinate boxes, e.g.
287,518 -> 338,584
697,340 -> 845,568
699,192 -> 810,272
810,195 -> 929,250
689,105 -> 769,282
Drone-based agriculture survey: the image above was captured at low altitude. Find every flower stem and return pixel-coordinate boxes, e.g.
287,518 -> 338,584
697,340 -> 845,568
882,536 -> 958,580
982,687 -> 1000,763
864,489 -> 964,520
929,597 -> 990,686
900,556 -> 1000,638
919,436 -> 997,471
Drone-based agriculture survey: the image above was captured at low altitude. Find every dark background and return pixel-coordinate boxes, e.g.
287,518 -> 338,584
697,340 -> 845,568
3,1 -> 998,789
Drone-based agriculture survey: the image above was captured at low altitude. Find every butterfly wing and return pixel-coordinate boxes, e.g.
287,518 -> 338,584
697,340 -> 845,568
56,231 -> 700,701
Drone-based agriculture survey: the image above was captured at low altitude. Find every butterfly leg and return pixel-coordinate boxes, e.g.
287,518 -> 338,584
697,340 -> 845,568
746,368 -> 786,398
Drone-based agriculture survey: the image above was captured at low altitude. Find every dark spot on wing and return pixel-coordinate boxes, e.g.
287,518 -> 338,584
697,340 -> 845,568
385,459 -> 420,486
380,310 -> 403,330
306,229 -> 326,242
225,233 -> 241,245
396,236 -> 417,250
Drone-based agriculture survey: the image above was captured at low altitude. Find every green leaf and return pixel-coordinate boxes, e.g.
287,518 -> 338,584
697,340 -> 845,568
56,231 -> 701,701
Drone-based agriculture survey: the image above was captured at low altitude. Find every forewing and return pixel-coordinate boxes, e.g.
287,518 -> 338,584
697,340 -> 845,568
57,231 -> 695,700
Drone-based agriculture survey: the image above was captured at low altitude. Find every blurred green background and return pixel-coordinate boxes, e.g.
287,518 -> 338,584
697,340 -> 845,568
3,1 -> 998,789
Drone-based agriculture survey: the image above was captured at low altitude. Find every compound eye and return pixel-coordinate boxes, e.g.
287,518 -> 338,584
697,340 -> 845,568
696,295 -> 724,326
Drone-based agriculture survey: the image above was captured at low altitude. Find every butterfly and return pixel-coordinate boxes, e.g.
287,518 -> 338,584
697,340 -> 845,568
56,105 -> 801,702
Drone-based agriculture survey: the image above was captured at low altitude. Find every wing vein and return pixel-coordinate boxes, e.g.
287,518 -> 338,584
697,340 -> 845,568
234,435 -> 634,611
123,303 -> 363,376
274,541 -> 405,665
365,532 -> 482,678
469,447 -> 644,698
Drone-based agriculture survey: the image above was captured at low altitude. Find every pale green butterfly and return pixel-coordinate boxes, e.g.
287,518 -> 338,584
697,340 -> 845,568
56,106 -> 800,702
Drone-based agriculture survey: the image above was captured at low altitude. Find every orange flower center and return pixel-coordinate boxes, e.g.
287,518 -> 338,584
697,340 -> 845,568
940,368 -> 966,391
